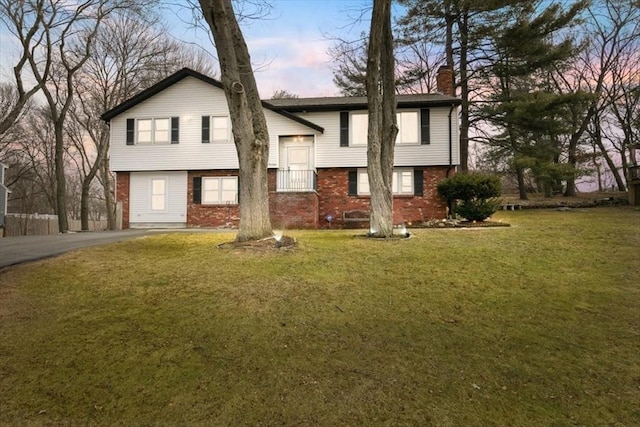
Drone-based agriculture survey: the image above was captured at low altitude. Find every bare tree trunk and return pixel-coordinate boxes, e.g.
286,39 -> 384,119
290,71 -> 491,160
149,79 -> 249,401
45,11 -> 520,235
101,157 -> 116,230
367,0 -> 398,238
53,122 -> 69,232
199,0 -> 272,241
592,115 -> 626,191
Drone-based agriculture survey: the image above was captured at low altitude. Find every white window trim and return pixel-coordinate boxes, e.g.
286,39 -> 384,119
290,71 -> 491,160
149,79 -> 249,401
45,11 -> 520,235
350,111 -> 420,146
202,176 -> 238,205
211,116 -> 230,143
350,112 -> 368,146
137,118 -> 171,145
150,177 -> 168,211
396,110 -> 420,145
357,168 -> 414,196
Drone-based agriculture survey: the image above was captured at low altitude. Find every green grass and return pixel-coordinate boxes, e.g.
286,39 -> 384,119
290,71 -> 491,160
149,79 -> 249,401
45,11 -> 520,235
1,208 -> 639,426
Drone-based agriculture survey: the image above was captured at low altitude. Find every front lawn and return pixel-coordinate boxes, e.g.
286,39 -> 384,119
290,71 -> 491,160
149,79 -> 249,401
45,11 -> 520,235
1,208 -> 638,425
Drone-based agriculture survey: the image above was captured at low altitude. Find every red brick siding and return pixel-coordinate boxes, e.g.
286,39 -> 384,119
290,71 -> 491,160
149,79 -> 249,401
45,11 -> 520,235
187,170 -> 240,228
270,191 -> 319,229
115,172 -> 130,229
120,167 -> 449,229
316,167 -> 449,228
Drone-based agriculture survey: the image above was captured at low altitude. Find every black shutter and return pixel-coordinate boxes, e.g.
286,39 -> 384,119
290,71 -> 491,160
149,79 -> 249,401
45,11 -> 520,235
348,170 -> 358,196
126,119 -> 135,145
236,177 -> 240,204
171,117 -> 179,144
340,112 -> 349,147
420,109 -> 430,145
201,116 -> 210,143
193,177 -> 202,204
414,169 -> 424,196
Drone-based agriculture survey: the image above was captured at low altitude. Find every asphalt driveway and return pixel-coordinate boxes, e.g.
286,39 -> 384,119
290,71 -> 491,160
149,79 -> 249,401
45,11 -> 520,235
0,230 -> 152,269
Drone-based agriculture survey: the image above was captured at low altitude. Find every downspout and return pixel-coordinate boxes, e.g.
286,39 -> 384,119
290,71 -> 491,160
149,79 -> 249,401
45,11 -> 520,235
447,104 -> 456,178
446,104 -> 456,218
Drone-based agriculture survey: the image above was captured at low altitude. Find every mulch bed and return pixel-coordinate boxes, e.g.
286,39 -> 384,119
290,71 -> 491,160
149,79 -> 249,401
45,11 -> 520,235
217,235 -> 297,251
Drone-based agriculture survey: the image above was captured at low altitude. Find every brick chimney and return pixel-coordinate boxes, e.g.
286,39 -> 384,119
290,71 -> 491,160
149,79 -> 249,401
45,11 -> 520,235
436,65 -> 455,97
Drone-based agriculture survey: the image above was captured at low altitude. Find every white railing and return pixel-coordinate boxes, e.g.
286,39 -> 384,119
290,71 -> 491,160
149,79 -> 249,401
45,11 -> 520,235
277,169 -> 317,192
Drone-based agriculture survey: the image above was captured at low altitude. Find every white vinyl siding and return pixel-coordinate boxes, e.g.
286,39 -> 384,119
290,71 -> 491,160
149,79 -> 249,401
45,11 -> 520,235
129,171 -> 187,226
396,111 -> 419,144
304,108 -> 459,168
357,168 -> 414,196
108,76 -> 459,171
202,176 -> 238,204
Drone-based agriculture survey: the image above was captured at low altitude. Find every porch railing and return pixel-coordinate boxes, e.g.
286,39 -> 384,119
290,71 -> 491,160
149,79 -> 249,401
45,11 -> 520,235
628,165 -> 640,181
276,169 -> 317,192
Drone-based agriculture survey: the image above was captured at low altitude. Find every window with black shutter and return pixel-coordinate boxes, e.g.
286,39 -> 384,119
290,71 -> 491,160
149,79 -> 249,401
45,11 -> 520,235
171,117 -> 179,144
348,170 -> 358,195
340,112 -> 349,147
126,119 -> 135,145
201,116 -> 210,143
414,170 -> 424,196
193,177 -> 202,204
420,109 -> 430,145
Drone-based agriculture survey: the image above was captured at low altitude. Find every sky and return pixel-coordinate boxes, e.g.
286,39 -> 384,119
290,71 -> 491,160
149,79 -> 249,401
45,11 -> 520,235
165,0 -> 376,97
0,1 -> 403,98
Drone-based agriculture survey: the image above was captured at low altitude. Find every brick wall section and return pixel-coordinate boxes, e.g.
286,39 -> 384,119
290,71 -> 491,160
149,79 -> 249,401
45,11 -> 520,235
270,191 -> 319,229
120,167 -> 448,229
115,172 -> 130,229
187,170 -> 240,228
316,167 -> 449,228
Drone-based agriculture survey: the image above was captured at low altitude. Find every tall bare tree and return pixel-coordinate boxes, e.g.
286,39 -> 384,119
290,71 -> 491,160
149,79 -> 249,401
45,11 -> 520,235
0,1 -> 48,136
1,0 -> 140,232
198,0 -> 272,241
366,0 -> 398,238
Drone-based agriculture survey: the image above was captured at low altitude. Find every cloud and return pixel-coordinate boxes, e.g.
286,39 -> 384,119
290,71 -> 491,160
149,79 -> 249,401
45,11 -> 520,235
247,36 -> 339,97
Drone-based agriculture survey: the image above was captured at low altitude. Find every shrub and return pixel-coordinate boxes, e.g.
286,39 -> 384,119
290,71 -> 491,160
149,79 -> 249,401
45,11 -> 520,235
437,173 -> 502,221
456,198 -> 502,222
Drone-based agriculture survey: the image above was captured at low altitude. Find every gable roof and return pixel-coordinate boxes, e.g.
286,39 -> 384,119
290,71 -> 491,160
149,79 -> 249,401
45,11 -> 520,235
265,93 -> 461,112
101,68 -> 325,133
102,68 -> 462,133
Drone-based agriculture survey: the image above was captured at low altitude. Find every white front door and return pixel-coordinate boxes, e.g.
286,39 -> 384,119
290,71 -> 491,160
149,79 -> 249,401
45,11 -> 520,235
279,136 -> 314,191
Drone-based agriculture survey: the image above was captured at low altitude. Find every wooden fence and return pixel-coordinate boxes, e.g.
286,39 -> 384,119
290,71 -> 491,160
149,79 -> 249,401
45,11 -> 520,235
2,214 -> 107,237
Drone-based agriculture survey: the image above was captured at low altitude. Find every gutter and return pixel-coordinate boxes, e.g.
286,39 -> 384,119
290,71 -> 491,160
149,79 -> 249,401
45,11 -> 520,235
447,103 -> 456,178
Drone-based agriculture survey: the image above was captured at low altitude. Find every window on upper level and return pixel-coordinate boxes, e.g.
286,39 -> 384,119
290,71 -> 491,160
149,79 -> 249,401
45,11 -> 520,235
340,109 -> 430,147
202,116 -> 230,143
396,111 -> 419,144
126,117 -> 179,145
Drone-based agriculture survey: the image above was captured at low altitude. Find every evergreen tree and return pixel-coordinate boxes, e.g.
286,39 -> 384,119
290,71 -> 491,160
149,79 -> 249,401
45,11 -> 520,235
481,1 -> 587,199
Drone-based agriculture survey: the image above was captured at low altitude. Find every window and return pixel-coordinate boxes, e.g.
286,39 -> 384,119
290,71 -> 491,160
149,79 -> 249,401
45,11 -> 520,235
130,118 -> 177,145
202,116 -> 230,143
396,111 -> 419,144
350,113 -> 368,146
340,108 -> 430,147
151,178 -> 166,210
202,177 -> 238,204
212,116 -> 229,142
356,168 -> 414,196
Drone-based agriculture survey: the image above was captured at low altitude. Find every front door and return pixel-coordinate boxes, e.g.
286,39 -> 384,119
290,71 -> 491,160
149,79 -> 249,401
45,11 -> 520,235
279,136 -> 314,191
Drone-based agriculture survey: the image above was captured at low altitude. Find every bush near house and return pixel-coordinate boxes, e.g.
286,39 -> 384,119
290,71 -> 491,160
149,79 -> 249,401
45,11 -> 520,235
437,173 -> 502,221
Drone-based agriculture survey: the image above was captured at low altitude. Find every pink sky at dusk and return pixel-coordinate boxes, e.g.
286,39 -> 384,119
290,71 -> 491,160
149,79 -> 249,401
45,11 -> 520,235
167,0 -> 376,97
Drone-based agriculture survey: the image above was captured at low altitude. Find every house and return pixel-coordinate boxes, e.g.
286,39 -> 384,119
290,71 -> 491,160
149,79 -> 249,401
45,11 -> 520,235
0,163 -> 10,231
102,67 -> 461,229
